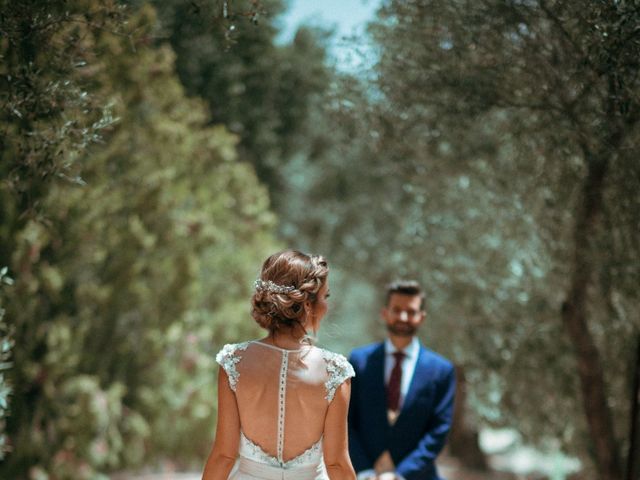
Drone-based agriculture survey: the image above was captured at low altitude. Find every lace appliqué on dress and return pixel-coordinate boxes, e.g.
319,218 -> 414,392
276,350 -> 289,463
240,431 -> 323,468
215,341 -> 251,392
320,350 -> 355,402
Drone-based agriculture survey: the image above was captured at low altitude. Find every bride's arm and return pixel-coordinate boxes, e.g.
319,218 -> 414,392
323,379 -> 357,480
202,368 -> 240,480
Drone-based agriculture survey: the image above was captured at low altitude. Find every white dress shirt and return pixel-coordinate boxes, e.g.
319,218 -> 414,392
356,338 -> 419,480
384,336 -> 420,411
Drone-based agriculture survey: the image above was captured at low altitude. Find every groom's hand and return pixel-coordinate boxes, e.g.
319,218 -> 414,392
376,473 -> 398,480
374,450 -> 395,474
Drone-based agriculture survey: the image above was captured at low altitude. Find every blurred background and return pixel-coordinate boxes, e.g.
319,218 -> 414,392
1,0 -> 639,479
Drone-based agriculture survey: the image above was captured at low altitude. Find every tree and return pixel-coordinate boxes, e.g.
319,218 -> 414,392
279,0 -> 640,476
151,0 -> 334,209
0,0 -> 126,469
0,268 -> 13,460
370,2 -> 639,477
1,2 -> 277,477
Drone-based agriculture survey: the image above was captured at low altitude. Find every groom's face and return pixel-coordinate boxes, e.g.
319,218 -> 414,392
382,293 -> 425,337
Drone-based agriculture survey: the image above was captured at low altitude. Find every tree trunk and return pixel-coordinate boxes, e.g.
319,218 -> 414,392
627,335 -> 640,480
561,154 -> 622,480
448,365 -> 489,470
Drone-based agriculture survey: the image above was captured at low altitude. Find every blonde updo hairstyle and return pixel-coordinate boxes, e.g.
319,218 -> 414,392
251,250 -> 329,335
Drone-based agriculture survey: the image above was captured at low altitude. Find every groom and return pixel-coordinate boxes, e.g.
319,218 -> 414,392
348,280 -> 456,480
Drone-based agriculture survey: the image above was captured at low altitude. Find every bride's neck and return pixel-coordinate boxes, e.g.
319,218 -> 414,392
265,329 -> 308,349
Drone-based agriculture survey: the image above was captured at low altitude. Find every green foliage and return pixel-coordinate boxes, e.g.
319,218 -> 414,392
151,0 -> 333,207
0,0 -> 125,472
1,2 -> 277,478
362,2 -> 640,466
0,0 -> 124,222
275,0 -> 640,473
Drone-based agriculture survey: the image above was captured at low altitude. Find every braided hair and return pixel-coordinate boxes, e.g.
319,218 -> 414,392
251,250 -> 329,334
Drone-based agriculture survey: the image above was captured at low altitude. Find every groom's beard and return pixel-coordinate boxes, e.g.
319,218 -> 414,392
386,322 -> 417,337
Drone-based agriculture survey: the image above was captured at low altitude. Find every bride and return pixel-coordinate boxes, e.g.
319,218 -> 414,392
201,250 -> 356,480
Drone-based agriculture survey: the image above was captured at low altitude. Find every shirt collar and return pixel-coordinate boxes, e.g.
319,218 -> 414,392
384,336 -> 419,359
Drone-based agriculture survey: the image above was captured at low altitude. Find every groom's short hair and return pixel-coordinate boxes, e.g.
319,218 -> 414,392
385,280 -> 425,310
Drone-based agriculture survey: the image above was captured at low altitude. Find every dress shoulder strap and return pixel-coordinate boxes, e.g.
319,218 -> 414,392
319,349 -> 355,402
215,341 -> 251,391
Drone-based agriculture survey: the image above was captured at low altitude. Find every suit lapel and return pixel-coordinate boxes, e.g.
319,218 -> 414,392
394,345 -> 430,427
401,345 -> 424,413
367,343 -> 389,429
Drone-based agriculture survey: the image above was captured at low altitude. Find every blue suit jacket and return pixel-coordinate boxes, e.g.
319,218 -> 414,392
348,342 -> 455,480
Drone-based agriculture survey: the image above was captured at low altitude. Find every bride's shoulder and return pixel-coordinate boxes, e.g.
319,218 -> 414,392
315,346 -> 350,365
215,340 -> 254,391
215,340 -> 252,361
215,340 -> 253,373
314,347 -> 355,401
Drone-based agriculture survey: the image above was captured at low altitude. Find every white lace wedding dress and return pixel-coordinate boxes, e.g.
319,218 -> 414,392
216,340 -> 355,480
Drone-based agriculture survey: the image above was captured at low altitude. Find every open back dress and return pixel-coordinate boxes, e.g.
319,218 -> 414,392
216,340 -> 355,479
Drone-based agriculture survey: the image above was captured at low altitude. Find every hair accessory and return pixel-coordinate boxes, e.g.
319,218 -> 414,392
254,279 -> 295,294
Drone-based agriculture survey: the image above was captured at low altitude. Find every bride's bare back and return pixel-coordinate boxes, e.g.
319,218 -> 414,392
217,341 -> 354,466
